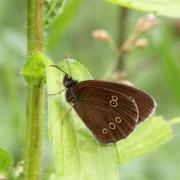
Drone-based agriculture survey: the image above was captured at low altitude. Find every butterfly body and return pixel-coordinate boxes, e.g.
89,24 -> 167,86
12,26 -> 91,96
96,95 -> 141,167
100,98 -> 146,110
63,74 -> 79,103
62,74 -> 156,144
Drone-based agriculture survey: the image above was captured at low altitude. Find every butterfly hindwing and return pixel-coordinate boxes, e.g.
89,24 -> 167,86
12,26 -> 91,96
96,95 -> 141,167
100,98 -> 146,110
50,64 -> 156,144
74,85 -> 139,143
79,80 -> 156,123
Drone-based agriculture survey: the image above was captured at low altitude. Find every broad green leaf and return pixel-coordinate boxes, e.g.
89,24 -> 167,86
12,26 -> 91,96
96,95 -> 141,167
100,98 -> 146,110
23,52 -> 50,84
46,59 -> 178,179
116,116 -> 180,164
46,59 -> 119,180
106,0 -> 180,18
46,0 -> 83,50
0,147 -> 13,174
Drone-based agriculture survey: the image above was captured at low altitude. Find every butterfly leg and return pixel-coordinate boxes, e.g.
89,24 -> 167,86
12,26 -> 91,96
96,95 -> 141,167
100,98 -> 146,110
61,104 -> 74,125
48,89 -> 66,96
56,80 -> 63,86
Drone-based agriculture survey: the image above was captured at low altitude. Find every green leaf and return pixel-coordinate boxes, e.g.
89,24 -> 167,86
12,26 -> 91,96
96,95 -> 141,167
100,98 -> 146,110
46,0 -> 83,50
0,147 -> 13,174
44,0 -> 66,27
106,0 -> 180,18
46,59 -> 179,179
116,116 -> 178,164
23,52 -> 50,84
46,59 -> 119,180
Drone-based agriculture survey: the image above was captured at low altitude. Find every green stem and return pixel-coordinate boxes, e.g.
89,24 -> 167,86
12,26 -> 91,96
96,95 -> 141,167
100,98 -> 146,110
102,7 -> 129,79
28,0 -> 44,52
117,7 -> 129,70
25,0 -> 44,180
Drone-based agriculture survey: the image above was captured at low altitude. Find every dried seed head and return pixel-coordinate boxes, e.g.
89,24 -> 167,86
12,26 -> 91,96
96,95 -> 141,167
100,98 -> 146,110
112,71 -> 128,81
174,19 -> 180,34
121,39 -> 135,53
112,71 -> 133,86
0,175 -> 7,180
92,29 -> 111,41
136,14 -> 160,33
134,38 -> 149,48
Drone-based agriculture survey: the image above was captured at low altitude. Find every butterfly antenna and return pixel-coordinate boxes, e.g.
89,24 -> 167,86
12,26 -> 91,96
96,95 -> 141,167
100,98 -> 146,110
50,65 -> 69,75
66,56 -> 72,77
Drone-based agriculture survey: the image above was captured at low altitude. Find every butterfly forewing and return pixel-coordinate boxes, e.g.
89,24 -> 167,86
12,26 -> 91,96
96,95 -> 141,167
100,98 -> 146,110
74,85 -> 139,143
79,80 -> 156,123
50,64 -> 156,144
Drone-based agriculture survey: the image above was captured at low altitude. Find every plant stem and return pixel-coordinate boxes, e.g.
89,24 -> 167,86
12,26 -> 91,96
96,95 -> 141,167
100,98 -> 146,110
117,7 -> 129,70
25,0 -> 44,180
102,49 -> 123,80
28,0 -> 44,52
102,8 -> 129,79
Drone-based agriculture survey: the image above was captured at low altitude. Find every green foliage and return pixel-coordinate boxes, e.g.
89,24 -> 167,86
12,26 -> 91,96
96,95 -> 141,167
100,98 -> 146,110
23,52 -> 50,84
160,35 -> 180,106
162,50 -> 180,106
46,0 -> 83,50
106,0 -> 180,18
47,60 -> 118,180
46,59 -> 178,179
116,116 -> 180,164
44,0 -> 66,27
1,1 -> 180,179
0,147 -> 13,174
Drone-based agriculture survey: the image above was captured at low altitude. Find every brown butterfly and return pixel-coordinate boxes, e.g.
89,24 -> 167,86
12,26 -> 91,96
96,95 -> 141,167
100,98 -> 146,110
50,65 -> 156,144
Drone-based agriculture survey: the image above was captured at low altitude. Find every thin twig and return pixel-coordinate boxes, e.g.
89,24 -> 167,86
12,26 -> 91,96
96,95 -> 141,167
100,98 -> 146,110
117,7 -> 129,70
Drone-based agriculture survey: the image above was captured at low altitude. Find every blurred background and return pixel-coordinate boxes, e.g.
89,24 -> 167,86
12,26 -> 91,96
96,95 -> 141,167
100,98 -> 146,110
0,0 -> 180,179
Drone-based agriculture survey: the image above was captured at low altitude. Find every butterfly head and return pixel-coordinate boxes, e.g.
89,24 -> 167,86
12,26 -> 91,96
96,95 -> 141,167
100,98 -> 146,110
63,74 -> 78,88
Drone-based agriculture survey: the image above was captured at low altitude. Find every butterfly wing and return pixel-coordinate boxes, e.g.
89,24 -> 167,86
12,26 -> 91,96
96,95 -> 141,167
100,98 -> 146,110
74,85 -> 139,144
79,80 -> 156,123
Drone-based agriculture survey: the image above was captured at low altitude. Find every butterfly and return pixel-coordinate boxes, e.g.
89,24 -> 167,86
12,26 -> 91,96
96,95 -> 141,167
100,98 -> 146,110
49,64 -> 156,144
